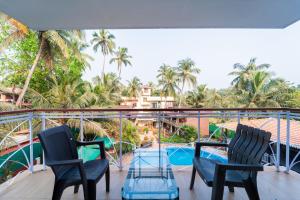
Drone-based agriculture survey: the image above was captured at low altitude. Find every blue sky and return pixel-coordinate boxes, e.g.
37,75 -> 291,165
83,21 -> 300,89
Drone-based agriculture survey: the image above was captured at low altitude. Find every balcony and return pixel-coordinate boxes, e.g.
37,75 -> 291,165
0,108 -> 299,199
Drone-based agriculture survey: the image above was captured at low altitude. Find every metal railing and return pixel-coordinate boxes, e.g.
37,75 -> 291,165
0,108 -> 300,182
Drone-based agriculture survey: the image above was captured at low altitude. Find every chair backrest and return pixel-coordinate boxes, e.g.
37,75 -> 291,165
228,124 -> 271,165
38,125 -> 78,177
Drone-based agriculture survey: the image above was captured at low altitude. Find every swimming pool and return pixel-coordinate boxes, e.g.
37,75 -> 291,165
166,147 -> 227,165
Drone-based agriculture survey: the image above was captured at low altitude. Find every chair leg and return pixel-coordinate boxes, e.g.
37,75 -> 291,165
88,183 -> 97,200
74,185 -> 80,193
82,181 -> 89,200
228,186 -> 234,193
52,182 -> 64,200
189,166 -> 196,190
105,166 -> 110,192
211,166 -> 226,200
244,178 -> 260,200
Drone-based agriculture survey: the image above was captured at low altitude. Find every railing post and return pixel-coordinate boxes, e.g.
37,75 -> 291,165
158,111 -> 161,170
119,111 -> 123,171
237,110 -> 241,124
80,112 -> 84,142
28,112 -> 34,173
41,112 -> 46,171
276,112 -> 281,172
285,111 -> 290,173
197,111 -> 201,142
79,112 -> 84,158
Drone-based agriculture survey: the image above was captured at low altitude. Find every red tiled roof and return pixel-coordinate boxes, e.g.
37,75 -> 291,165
217,118 -> 300,148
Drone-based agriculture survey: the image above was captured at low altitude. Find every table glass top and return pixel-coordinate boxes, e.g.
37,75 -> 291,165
122,149 -> 179,200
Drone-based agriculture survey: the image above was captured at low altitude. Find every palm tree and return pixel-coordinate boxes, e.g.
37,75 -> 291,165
229,58 -> 270,90
147,81 -> 160,96
110,47 -> 132,78
93,73 -> 122,107
16,30 -> 86,106
91,30 -> 115,76
157,64 -> 171,79
127,77 -> 142,97
158,67 -> 179,100
177,58 -> 200,106
186,85 -> 207,108
205,89 -> 222,108
29,74 -> 96,109
242,71 -> 279,108
0,15 -> 30,54
0,17 -> 86,107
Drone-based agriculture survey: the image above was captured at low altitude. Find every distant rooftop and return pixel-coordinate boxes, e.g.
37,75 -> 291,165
0,87 -> 22,95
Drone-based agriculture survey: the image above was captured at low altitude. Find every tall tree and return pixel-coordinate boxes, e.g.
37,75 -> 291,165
229,58 -> 270,90
157,64 -> 171,80
241,71 -> 279,108
29,74 -> 95,109
177,58 -> 200,106
110,47 -> 132,78
127,77 -> 142,97
205,89 -> 222,108
91,29 -> 115,76
15,30 -> 85,106
0,17 -> 86,106
158,66 -> 179,99
93,73 -> 122,107
0,18 -> 29,54
186,85 -> 207,108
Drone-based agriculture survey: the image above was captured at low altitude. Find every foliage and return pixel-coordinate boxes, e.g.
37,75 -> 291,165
28,71 -> 95,109
177,58 -> 200,106
92,73 -> 122,107
115,120 -> 141,153
91,29 -> 115,76
161,125 -> 197,143
186,85 -> 207,108
157,65 -> 179,98
127,77 -> 142,97
109,47 -> 132,77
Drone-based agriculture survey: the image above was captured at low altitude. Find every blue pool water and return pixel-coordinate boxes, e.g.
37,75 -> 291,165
166,147 -> 227,165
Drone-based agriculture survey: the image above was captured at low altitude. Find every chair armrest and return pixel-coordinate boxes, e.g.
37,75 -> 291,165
46,159 -> 83,166
194,142 -> 228,157
212,162 -> 263,193
47,159 -> 88,191
77,140 -> 106,159
216,163 -> 264,171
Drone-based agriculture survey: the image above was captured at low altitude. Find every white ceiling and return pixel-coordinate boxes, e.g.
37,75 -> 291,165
1,0 -> 300,30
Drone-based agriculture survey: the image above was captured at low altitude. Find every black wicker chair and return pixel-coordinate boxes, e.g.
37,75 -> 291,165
189,124 -> 271,200
38,125 -> 110,200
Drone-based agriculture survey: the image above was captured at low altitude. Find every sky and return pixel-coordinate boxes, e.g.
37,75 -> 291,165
82,21 -> 300,90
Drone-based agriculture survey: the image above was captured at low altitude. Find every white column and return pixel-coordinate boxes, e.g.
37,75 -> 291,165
119,112 -> 123,171
285,111 -> 290,173
276,112 -> 281,172
197,111 -> 201,142
28,112 -> 34,173
41,112 -> 46,170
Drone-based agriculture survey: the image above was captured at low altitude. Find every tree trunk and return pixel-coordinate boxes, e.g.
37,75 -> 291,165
102,54 -> 106,77
16,37 -> 44,107
118,64 -> 121,78
178,81 -> 185,107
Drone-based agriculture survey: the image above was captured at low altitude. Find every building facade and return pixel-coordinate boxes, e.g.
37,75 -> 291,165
120,85 -> 175,109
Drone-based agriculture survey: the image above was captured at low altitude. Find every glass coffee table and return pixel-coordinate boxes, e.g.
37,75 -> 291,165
122,149 -> 179,200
